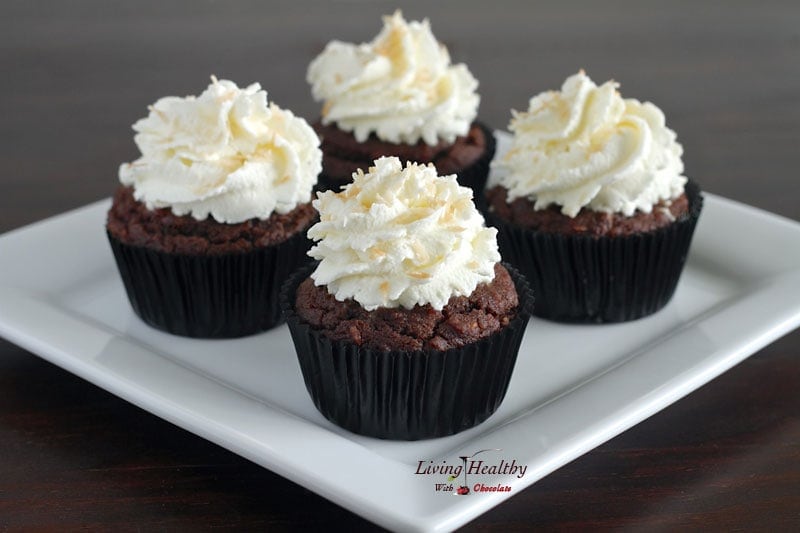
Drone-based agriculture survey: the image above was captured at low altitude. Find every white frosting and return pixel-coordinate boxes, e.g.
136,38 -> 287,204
308,156 -> 499,311
490,71 -> 687,217
306,10 -> 479,146
119,78 -> 322,224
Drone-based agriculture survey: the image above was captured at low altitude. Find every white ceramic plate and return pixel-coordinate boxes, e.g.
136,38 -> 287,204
2,138 -> 800,532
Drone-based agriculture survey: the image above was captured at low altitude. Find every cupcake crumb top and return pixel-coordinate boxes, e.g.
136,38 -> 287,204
295,262 -> 518,351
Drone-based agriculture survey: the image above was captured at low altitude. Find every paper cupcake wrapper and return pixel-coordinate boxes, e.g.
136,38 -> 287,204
107,228 -> 313,338
280,262 -> 534,440
456,122 -> 497,194
315,121 -> 497,195
484,181 -> 703,323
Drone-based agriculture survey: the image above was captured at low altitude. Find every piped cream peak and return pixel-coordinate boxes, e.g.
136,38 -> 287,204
308,156 -> 499,310
306,12 -> 479,146
119,78 -> 321,223
490,71 -> 686,217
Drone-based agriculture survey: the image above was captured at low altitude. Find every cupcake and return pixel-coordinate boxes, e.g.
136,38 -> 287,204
107,77 -> 322,337
306,10 -> 495,193
281,156 -> 533,440
484,71 -> 702,323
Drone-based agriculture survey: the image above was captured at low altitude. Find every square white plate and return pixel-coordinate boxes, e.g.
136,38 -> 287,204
2,145 -> 800,532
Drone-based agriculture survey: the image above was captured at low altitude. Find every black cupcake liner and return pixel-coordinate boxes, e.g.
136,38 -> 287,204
484,181 -> 703,323
315,121 -> 497,195
456,122 -> 497,194
280,262 -> 534,440
107,227 -> 313,338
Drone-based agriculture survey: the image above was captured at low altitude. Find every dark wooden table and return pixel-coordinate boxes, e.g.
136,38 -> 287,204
2,1 -> 799,530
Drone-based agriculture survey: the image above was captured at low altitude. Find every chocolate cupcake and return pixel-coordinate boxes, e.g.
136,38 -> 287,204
282,157 -> 533,440
484,71 -> 703,323
107,77 -> 322,337
306,11 -> 495,193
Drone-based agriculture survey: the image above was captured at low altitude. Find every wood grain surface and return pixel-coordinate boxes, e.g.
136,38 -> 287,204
1,1 -> 799,530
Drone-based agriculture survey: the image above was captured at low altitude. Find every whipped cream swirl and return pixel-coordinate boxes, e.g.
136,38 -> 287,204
306,10 -> 479,146
308,156 -> 499,311
490,71 -> 687,217
119,77 -> 322,223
